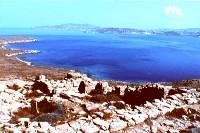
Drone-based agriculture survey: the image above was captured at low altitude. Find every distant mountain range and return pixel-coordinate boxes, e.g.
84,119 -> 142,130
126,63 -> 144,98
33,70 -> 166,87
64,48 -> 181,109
35,24 -> 200,37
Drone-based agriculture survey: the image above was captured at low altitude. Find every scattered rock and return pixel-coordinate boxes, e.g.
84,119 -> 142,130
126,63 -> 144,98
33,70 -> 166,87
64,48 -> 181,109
1,74 -> 200,132
93,118 -> 110,131
55,123 -> 75,133
181,128 -> 200,133
186,98 -> 198,104
132,114 -> 148,124
81,122 -> 99,133
110,119 -> 127,132
85,103 -> 100,112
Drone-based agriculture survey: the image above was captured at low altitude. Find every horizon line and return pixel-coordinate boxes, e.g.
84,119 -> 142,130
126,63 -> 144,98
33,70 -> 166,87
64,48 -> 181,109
0,24 -> 200,31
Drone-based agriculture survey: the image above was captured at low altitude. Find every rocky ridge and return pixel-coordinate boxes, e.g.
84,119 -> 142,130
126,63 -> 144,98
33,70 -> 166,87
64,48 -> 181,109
0,73 -> 200,133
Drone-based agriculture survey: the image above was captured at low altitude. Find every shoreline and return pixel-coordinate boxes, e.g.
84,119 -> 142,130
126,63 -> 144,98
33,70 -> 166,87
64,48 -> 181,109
0,37 -> 138,86
3,38 -> 40,66
0,37 -> 70,80
0,37 -> 200,88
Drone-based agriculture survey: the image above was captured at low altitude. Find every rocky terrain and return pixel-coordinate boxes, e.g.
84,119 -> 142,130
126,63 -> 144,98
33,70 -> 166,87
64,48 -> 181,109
0,73 -> 200,133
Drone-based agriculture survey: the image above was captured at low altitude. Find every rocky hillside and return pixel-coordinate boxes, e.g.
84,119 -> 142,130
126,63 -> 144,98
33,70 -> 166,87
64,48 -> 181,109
0,72 -> 200,133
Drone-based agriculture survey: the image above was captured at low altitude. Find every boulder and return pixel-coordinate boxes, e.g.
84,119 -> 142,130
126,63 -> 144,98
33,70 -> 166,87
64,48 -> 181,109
93,118 -> 110,131
132,114 -> 148,124
147,109 -> 160,118
69,119 -> 86,131
81,122 -> 99,133
55,123 -> 75,133
110,119 -> 127,132
186,98 -> 198,104
85,103 -> 100,112
150,120 -> 158,133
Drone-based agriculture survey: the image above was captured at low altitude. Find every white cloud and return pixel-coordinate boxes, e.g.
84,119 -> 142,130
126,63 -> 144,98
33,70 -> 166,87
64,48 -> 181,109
164,5 -> 183,17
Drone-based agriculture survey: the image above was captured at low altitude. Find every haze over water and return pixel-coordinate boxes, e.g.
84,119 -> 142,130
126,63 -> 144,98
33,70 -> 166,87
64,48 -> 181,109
6,31 -> 200,82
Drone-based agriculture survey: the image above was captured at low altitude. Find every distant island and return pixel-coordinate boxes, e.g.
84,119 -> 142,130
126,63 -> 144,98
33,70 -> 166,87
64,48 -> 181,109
35,24 -> 200,37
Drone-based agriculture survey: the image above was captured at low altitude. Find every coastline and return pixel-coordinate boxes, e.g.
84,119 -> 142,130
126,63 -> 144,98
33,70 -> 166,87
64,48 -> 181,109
1,37 -> 200,88
1,37 -> 39,66
0,37 -> 137,86
5,49 -> 40,66
0,37 -> 71,80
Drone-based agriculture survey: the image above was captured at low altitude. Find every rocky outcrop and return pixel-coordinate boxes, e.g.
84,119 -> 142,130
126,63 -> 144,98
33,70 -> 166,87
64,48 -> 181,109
90,83 -> 104,95
32,75 -> 54,96
0,75 -> 200,132
78,81 -> 85,94
123,85 -> 164,106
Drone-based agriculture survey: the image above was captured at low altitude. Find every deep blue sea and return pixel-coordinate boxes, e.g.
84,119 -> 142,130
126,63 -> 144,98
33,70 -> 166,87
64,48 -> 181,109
2,29 -> 200,82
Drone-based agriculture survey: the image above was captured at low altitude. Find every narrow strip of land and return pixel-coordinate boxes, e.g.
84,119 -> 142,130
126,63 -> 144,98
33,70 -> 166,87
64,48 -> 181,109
0,37 -> 70,80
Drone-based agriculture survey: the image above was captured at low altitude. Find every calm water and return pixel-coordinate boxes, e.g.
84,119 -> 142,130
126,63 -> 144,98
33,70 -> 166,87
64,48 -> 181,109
6,32 -> 200,82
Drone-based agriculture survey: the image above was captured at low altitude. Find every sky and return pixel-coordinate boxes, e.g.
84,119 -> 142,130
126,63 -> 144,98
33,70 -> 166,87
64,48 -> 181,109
0,0 -> 199,29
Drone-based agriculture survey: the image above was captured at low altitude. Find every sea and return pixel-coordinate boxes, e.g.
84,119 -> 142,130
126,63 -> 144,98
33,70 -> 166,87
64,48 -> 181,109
1,29 -> 200,82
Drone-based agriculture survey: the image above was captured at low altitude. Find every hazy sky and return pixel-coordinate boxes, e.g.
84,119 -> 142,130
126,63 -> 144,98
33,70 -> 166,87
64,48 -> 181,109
0,0 -> 199,29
